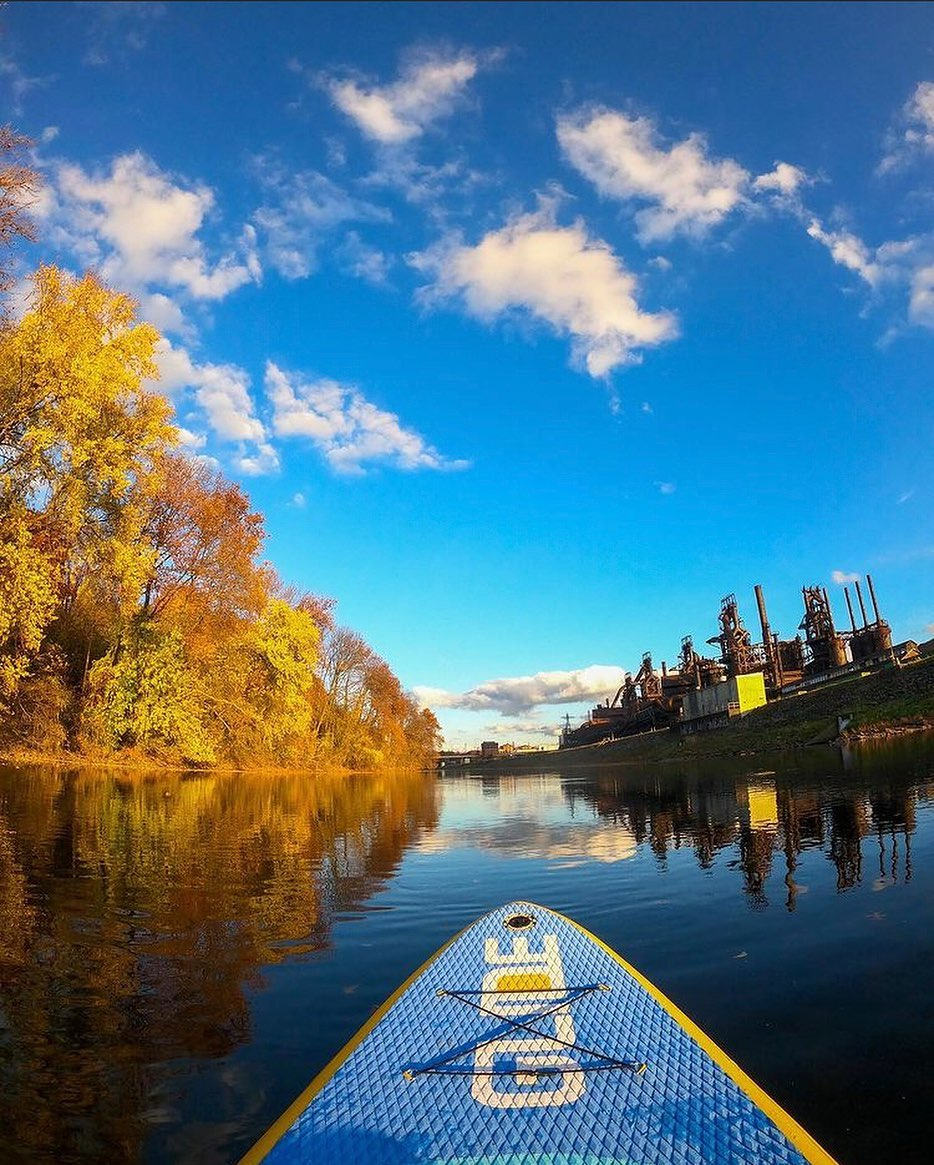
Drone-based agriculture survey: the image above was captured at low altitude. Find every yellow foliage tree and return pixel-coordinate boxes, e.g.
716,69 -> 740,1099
0,510 -> 56,698
0,266 -> 172,580
84,625 -> 216,763
0,266 -> 175,696
239,598 -> 321,760
0,262 -> 439,771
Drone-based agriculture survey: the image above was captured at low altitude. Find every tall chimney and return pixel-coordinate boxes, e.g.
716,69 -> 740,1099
844,586 -> 857,632
854,580 -> 869,628
754,584 -> 771,645
866,573 -> 882,625
754,584 -> 774,674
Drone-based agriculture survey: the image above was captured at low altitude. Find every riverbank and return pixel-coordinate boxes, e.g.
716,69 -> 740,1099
0,744 -> 429,778
467,656 -> 934,772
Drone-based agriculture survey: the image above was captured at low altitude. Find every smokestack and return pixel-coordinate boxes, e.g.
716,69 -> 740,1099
866,573 -> 882,625
661,660 -> 667,676
854,580 -> 869,628
754,584 -> 771,646
844,586 -> 857,632
754,584 -> 775,677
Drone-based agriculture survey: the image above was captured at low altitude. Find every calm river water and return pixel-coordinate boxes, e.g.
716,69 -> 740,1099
1,738 -> 933,1164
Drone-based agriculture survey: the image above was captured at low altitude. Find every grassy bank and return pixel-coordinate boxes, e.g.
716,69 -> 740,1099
469,656 -> 934,772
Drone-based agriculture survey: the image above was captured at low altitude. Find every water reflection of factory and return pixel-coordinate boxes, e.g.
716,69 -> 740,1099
562,767 -> 921,911
561,573 -> 916,748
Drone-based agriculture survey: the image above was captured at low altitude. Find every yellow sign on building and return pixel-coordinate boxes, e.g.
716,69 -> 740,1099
734,671 -> 767,713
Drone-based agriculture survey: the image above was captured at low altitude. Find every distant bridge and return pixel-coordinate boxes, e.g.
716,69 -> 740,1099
436,752 -> 479,768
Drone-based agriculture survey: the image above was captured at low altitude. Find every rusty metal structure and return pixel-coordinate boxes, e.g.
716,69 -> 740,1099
706,594 -> 759,677
844,574 -> 893,664
560,571 -> 896,749
562,650 -> 692,747
753,584 -> 805,690
676,635 -> 724,691
800,586 -> 848,674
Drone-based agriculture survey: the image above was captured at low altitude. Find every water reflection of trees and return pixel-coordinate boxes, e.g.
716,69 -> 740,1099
0,766 -> 438,1163
564,758 -> 927,912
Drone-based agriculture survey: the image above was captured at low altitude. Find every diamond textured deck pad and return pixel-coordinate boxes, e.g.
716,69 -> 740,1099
252,902 -> 834,1164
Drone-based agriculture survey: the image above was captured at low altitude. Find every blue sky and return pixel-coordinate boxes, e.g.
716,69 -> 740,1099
3,2 -> 933,748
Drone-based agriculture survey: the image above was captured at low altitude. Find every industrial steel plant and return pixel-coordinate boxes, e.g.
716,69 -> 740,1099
560,574 -> 914,748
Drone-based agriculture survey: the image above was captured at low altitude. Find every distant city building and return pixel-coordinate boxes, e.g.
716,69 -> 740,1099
480,741 -> 499,758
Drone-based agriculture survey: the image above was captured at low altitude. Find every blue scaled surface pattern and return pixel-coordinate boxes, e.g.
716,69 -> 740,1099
253,901 -> 833,1164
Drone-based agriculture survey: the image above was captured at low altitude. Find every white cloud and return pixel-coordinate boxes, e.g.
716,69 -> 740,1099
265,361 -> 469,474
558,107 -> 807,242
414,664 -> 628,716
753,161 -> 808,198
806,226 -> 934,330
233,443 -> 280,477
898,490 -> 915,504
290,492 -> 306,508
410,207 -> 678,378
82,1 -> 167,67
879,81 -> 934,172
152,339 -> 278,473
170,354 -> 261,440
325,49 -> 482,144
0,53 -> 49,115
139,291 -> 188,335
641,401 -> 653,414
53,151 -> 258,300
657,481 -> 676,495
252,162 -> 389,280
337,230 -> 393,285
175,426 -> 207,450
558,108 -> 753,242
831,570 -> 860,585
319,49 -> 495,206
806,219 -> 883,287
485,717 -> 563,739
909,263 -> 934,327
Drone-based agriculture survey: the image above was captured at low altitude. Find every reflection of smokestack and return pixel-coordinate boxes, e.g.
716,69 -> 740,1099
844,586 -> 857,632
854,580 -> 869,628
866,574 -> 882,625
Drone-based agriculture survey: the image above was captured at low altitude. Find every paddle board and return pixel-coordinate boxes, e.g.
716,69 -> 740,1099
241,901 -> 838,1164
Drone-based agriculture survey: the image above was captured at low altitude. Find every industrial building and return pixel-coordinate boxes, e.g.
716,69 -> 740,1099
680,673 -> 767,734
560,573 -> 900,749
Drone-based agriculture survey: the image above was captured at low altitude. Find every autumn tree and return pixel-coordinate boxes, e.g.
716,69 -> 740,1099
237,598 -> 321,759
84,625 -> 215,762
403,704 -> 443,763
0,258 -> 432,771
0,266 -> 173,709
0,125 -> 41,297
139,453 -> 267,648
314,626 -> 376,762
